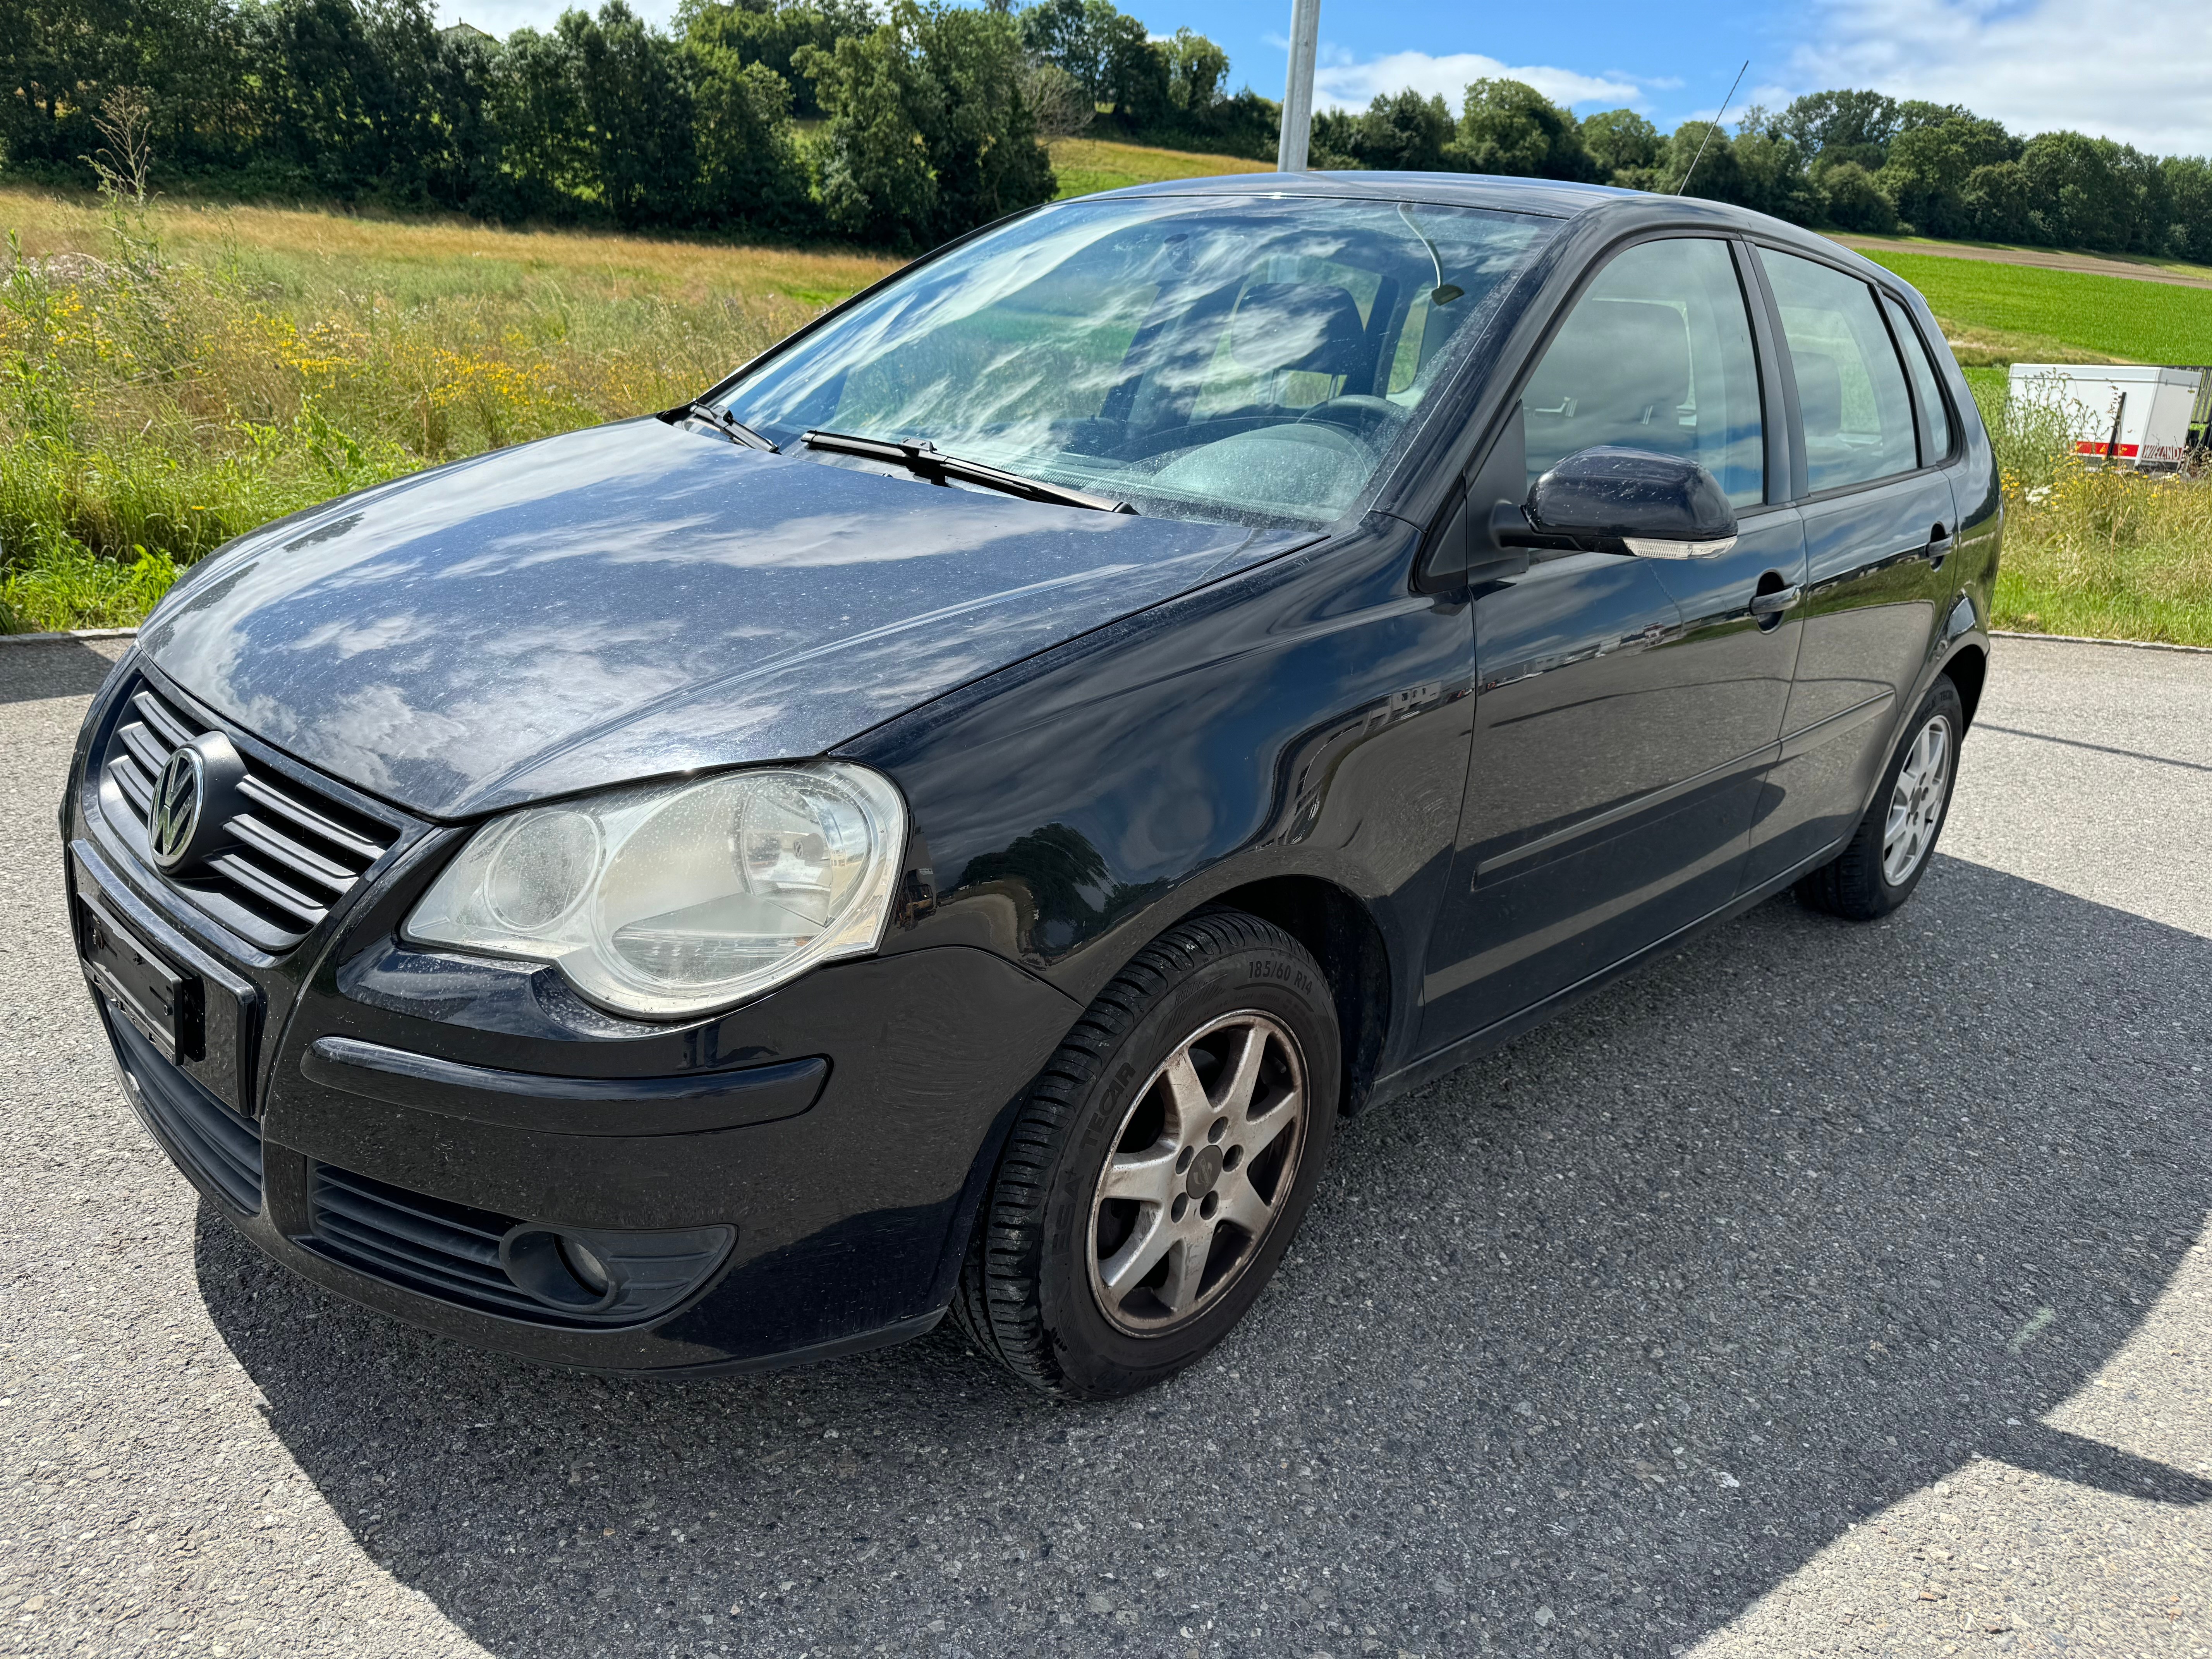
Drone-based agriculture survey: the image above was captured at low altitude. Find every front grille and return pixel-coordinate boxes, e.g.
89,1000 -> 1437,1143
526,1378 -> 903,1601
101,673 -> 398,951
106,1001 -> 262,1213
302,1164 -> 553,1322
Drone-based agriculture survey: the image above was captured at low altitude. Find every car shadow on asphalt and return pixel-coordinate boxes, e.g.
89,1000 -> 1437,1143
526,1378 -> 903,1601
192,854 -> 2212,1657
0,639 -> 126,706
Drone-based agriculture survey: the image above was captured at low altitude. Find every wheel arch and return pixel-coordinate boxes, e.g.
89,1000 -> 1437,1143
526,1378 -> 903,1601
1941,641 -> 1989,731
1200,875 -> 1393,1118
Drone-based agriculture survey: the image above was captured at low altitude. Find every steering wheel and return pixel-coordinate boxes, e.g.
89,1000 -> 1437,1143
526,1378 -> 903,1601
1293,395 -> 1408,444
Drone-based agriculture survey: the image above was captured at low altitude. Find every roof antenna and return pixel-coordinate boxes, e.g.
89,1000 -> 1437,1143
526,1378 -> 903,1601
1673,60 -> 1749,196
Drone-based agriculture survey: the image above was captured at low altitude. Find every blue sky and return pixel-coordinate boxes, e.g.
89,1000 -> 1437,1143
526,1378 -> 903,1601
439,0 -> 2212,157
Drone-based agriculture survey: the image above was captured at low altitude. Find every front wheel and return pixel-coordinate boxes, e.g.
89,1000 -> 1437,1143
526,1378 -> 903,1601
955,909 -> 1339,1399
1796,677 -> 1965,921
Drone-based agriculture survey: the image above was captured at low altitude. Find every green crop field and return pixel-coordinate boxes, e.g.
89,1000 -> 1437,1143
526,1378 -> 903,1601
1856,249 -> 2212,367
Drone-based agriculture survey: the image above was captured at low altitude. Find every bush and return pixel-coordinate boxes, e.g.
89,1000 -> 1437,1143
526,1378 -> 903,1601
1819,160 -> 1899,233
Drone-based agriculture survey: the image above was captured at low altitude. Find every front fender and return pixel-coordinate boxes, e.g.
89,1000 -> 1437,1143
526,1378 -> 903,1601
843,514 -> 1475,1078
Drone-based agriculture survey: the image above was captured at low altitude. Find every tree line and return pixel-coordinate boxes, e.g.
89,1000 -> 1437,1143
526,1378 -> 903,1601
1316,83 -> 2212,263
5,0 -> 2210,261
0,0 -> 1278,250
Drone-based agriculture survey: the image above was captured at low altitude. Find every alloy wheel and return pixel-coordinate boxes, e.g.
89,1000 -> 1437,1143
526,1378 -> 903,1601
1086,1010 -> 1308,1335
1882,714 -> 1953,886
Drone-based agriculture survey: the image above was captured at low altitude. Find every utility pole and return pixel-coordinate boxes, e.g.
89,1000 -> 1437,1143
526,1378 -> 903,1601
1276,0 -> 1320,172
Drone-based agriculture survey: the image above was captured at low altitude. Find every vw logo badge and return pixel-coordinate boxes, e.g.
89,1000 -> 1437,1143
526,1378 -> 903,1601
150,745 -> 207,869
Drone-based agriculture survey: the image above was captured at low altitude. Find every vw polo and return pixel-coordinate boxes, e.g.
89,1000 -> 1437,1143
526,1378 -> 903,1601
63,174 -> 1997,1398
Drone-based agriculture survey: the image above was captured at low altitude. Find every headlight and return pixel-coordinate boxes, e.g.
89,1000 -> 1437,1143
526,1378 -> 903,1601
404,763 -> 907,1019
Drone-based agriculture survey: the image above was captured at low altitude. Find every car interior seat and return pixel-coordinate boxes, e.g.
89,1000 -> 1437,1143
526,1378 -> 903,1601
1228,282 -> 1369,397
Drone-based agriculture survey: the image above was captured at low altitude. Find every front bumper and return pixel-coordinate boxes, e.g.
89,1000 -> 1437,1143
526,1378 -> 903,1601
66,659 -> 1080,1375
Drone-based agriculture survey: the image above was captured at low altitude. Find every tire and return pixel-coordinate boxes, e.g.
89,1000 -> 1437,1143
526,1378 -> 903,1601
955,908 -> 1340,1399
1796,676 -> 1965,922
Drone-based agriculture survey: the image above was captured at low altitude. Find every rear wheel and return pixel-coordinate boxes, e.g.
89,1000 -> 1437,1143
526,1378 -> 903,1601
955,909 -> 1339,1399
1797,677 -> 1964,921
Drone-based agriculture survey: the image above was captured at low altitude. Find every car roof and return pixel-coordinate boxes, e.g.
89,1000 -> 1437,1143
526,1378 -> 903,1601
1096,169 -> 1636,218
1091,170 -> 1906,292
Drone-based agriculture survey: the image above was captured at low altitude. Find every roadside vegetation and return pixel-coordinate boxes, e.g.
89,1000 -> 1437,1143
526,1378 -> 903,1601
3,123 -> 2207,643
0,177 -> 891,633
1972,380 -> 2212,646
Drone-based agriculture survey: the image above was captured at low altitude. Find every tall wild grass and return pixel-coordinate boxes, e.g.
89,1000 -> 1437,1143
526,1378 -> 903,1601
0,190 -> 824,632
1972,375 -> 2212,646
4,190 -> 2208,644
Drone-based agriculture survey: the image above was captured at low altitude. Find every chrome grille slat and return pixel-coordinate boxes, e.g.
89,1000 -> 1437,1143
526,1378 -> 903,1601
98,673 -> 400,951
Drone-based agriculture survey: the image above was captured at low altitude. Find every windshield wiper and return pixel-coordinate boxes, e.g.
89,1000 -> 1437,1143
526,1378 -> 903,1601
800,429 -> 1135,514
675,400 -> 779,452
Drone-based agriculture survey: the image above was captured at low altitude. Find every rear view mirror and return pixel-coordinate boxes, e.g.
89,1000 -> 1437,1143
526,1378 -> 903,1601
1525,447 -> 1738,558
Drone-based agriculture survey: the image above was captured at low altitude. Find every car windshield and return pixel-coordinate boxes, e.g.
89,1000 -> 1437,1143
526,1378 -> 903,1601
720,194 -> 1558,527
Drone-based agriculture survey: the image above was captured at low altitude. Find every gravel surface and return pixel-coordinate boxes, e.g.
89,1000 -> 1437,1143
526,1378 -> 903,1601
0,634 -> 2205,1659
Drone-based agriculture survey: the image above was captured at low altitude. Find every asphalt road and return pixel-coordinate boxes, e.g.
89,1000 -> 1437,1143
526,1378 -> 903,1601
1,634 -> 2206,1659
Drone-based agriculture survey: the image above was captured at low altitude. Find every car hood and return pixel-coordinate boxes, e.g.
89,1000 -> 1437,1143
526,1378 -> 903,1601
141,418 -> 1298,820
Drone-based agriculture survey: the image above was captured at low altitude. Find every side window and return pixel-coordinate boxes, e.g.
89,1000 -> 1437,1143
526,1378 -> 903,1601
1758,248 -> 1917,493
1882,292 -> 1954,464
1521,237 -> 1764,507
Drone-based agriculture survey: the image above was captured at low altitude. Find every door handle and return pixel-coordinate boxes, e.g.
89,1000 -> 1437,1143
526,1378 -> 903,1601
1749,584 -> 1801,617
1926,522 -> 1952,569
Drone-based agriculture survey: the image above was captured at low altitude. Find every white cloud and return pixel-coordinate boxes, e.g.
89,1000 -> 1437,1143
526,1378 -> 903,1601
1789,0 -> 2212,156
1312,49 -> 1642,114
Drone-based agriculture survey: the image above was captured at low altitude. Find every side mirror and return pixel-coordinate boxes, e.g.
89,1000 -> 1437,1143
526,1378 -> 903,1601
1524,447 -> 1738,558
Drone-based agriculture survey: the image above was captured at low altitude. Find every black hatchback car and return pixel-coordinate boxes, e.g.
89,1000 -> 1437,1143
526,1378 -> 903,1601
64,174 -> 1996,1398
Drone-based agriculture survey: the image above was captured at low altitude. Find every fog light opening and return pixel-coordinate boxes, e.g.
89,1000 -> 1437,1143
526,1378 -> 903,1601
498,1225 -> 622,1313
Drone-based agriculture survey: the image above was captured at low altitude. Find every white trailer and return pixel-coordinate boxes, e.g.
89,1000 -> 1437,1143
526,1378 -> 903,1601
2007,364 -> 2203,470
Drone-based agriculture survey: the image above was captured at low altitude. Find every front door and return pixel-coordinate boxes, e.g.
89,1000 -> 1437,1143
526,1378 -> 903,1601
1743,247 -> 1962,885
1419,235 -> 1798,1050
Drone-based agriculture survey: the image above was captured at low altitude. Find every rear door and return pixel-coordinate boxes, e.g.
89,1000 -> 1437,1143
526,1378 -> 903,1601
1742,247 -> 1960,887
1419,235 -> 1800,1049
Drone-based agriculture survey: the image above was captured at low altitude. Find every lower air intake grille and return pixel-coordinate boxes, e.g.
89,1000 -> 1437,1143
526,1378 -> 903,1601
300,1164 -> 736,1329
106,1001 -> 262,1214
100,673 -> 399,952
302,1165 -> 548,1321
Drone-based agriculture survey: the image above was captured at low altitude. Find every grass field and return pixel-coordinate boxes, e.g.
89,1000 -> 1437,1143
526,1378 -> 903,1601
1046,137 -> 1270,201
3,158 -> 2207,644
0,184 -> 893,631
1858,249 -> 2212,367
